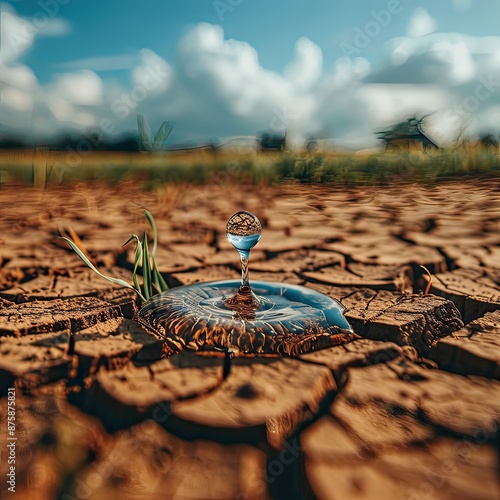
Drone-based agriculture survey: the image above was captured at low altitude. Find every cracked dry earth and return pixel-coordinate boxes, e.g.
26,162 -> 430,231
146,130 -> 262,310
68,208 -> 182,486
0,179 -> 499,500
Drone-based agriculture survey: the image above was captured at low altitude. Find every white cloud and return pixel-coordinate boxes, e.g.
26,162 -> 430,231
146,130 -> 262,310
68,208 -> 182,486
0,3 -> 70,64
131,49 -> 171,95
171,23 -> 306,134
36,18 -> 71,37
430,40 -> 476,84
0,4 -> 36,64
2,10 -> 500,147
407,8 -> 437,37
375,33 -> 498,87
0,3 -> 77,134
46,95 -> 73,122
51,70 -> 103,106
284,37 -> 323,90
326,57 -> 371,88
33,70 -> 103,132
481,105 -> 500,130
0,63 -> 37,90
1,86 -> 33,112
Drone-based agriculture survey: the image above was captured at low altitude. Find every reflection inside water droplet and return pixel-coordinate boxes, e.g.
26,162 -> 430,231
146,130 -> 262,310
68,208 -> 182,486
226,233 -> 261,254
224,211 -> 263,316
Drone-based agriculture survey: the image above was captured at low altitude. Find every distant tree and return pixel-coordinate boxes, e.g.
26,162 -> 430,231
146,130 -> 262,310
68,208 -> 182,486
0,136 -> 25,149
85,129 -> 105,150
453,121 -> 469,149
306,135 -> 318,152
52,134 -> 77,150
479,133 -> 499,150
108,134 -> 140,152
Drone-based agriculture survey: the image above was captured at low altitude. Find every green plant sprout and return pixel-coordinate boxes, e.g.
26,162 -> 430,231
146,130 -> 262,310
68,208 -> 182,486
137,114 -> 174,151
61,209 -> 168,303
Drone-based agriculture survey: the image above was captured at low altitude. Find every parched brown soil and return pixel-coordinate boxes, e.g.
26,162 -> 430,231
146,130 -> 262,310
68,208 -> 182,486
0,179 -> 499,500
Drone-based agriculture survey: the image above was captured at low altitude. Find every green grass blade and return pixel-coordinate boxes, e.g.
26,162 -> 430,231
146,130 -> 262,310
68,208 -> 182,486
122,234 -> 137,248
143,209 -> 158,258
153,121 -> 173,149
152,263 -> 168,293
141,231 -> 153,300
137,114 -> 152,151
142,210 -> 168,293
132,243 -> 142,294
61,237 -> 143,299
123,234 -> 144,296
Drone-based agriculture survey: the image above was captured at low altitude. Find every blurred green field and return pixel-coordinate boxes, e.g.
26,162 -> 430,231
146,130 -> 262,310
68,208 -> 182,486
0,145 -> 499,189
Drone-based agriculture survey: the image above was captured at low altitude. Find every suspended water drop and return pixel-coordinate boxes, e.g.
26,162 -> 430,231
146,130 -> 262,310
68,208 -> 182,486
226,211 -> 261,288
226,210 -> 261,252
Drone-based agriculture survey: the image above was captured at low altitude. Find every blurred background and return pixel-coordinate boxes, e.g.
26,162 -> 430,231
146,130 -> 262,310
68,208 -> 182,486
1,0 -> 500,184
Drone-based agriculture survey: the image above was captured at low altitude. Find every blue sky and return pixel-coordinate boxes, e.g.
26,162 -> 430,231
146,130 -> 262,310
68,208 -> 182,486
2,0 -> 500,147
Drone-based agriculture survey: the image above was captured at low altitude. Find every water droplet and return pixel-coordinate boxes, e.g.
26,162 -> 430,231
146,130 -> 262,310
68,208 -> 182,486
226,211 -> 262,253
226,211 -> 261,292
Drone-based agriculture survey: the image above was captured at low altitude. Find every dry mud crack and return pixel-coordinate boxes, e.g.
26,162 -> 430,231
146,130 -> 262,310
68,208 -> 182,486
0,181 -> 499,499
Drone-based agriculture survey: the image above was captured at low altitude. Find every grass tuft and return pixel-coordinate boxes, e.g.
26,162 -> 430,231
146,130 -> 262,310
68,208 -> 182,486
2,145 -> 499,188
61,209 -> 168,303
